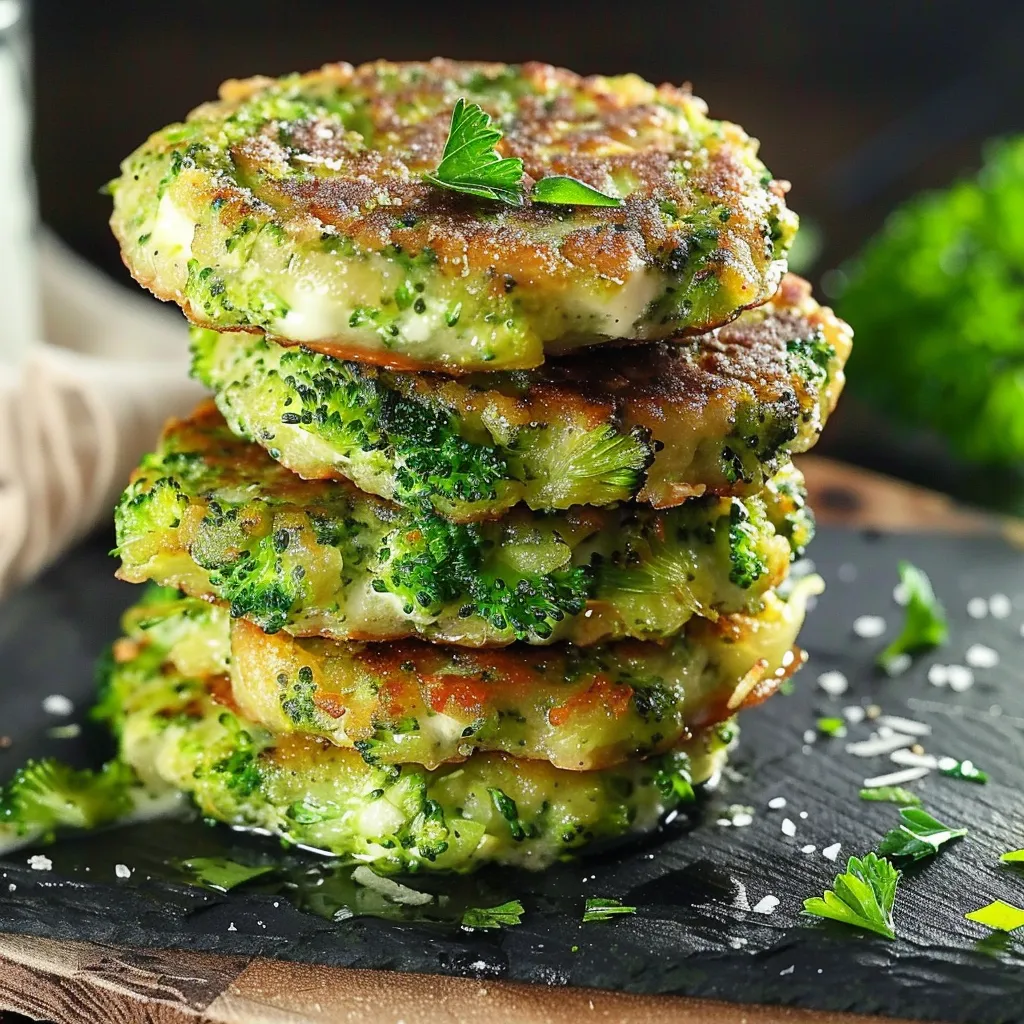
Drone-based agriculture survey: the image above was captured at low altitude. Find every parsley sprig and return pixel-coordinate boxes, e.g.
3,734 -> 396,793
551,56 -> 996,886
877,561 -> 948,674
461,899 -> 525,930
877,807 -> 967,862
803,853 -> 901,939
423,99 -> 525,205
425,99 -> 623,208
583,897 -> 637,922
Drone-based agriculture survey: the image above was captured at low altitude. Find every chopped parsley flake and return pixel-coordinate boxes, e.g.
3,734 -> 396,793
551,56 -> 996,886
803,853 -> 901,939
461,899 -> 525,930
877,807 -> 967,862
178,857 -> 275,893
858,786 -> 922,806
817,716 -> 848,738
1000,849 -> 1024,864
877,561 -> 948,674
939,758 -> 988,783
965,900 -> 1024,933
583,898 -> 637,922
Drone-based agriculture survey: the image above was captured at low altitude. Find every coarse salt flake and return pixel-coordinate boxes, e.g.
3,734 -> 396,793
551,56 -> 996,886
41,695 -> 73,716
989,594 -> 1012,618
877,715 -> 931,736
752,895 -> 780,915
947,665 -> 975,692
967,597 -> 988,619
115,864 -> 131,880
846,733 -> 917,757
817,671 -> 849,697
853,615 -> 886,639
767,796 -> 787,810
27,855 -> 52,871
965,644 -> 999,669
822,843 -> 842,862
781,818 -> 797,837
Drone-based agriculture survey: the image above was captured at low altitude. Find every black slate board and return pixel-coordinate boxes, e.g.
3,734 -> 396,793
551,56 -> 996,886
2,526 -> 1024,1024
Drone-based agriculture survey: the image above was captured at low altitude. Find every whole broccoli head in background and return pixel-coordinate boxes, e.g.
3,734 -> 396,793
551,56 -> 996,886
837,137 -> 1024,465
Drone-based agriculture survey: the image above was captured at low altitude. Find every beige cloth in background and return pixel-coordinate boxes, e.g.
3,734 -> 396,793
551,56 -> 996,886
0,232 -> 205,596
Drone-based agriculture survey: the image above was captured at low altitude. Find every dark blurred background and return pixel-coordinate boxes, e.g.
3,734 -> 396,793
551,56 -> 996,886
27,0 -> 1024,500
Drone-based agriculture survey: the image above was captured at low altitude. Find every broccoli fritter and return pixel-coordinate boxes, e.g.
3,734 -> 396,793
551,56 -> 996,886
109,59 -> 796,373
117,582 -> 813,771
96,629 -> 731,872
114,404 -> 809,646
192,275 -> 850,520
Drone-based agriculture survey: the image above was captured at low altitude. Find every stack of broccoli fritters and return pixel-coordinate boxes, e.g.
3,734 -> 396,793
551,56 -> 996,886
100,59 -> 850,872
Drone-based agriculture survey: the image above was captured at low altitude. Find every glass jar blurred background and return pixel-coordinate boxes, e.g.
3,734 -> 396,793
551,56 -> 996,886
0,0 -> 37,366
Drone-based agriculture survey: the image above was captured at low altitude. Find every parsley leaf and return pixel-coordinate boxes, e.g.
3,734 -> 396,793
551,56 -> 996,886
1000,849 -> 1024,864
531,175 -> 623,208
583,897 -> 637,922
859,786 -> 922,806
178,857 -> 275,893
877,807 -> 967,862
877,562 -> 947,674
817,716 -> 848,738
966,900 -> 1024,933
423,99 -> 524,205
939,757 -> 988,783
461,899 -> 525,930
803,853 -> 901,939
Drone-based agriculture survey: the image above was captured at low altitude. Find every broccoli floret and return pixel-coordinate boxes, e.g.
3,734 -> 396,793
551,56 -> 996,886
837,136 -> 1024,467
207,535 -> 299,634
372,513 -> 591,640
372,516 -> 480,614
785,332 -> 835,390
185,259 -> 290,330
114,475 -> 189,554
200,334 -> 510,510
280,666 -> 319,728
210,713 -> 262,797
720,401 -> 800,485
768,469 -> 816,557
727,500 -> 769,589
0,759 -> 138,840
528,423 -> 653,501
467,567 -> 590,641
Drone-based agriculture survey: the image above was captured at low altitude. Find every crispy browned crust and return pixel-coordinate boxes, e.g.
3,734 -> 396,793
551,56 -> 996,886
220,60 -> 772,292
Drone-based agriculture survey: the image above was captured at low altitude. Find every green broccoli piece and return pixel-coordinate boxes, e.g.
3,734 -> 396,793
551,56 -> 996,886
727,500 -> 769,588
467,567 -> 590,641
786,332 -> 835,390
534,423 -> 653,497
207,535 -> 299,634
0,759 -> 138,840
114,475 -> 190,551
210,713 -> 262,798
837,136 -> 1024,466
721,400 -> 800,485
372,513 -> 590,640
